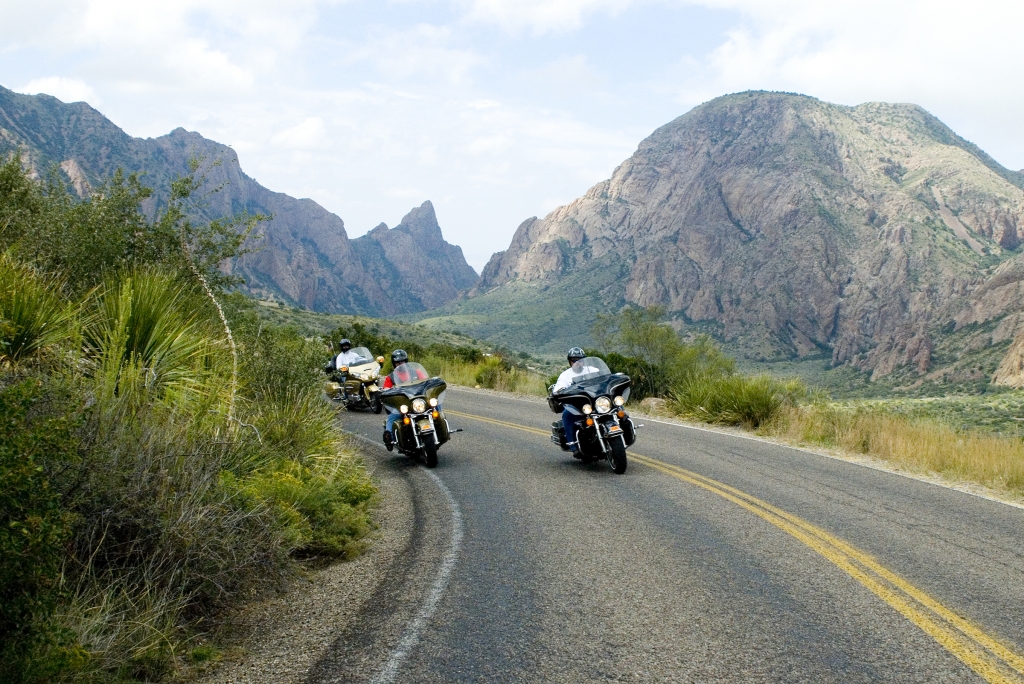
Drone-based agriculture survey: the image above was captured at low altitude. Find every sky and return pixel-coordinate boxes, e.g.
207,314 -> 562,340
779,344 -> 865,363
2,0 -> 1023,271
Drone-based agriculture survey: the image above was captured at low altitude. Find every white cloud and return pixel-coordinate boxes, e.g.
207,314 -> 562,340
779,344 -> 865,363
16,77 -> 100,105
463,0 -> 637,33
271,116 -> 329,149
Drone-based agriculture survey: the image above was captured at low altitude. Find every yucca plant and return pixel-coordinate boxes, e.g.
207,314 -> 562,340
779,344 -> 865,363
0,251 -> 77,363
83,268 -> 223,402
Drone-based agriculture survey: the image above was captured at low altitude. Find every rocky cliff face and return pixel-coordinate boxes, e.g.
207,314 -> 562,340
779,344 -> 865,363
352,201 -> 479,311
475,92 -> 1024,378
0,86 -> 477,315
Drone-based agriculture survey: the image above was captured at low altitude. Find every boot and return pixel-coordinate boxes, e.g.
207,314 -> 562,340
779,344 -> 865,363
383,430 -> 394,452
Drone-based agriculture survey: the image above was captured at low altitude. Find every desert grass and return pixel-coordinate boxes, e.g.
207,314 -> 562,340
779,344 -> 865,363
763,404 -> 1024,497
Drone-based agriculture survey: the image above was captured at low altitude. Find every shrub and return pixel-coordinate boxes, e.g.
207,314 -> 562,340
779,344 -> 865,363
671,374 -> 806,427
0,377 -> 78,683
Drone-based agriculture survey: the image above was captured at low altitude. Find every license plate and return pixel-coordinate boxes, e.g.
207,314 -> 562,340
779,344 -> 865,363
607,425 -> 622,433
417,420 -> 432,431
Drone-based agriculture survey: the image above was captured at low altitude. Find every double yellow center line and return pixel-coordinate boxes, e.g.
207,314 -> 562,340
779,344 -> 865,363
446,409 -> 1024,683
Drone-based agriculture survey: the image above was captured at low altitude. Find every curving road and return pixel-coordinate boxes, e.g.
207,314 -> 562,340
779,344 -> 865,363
308,387 -> 1024,683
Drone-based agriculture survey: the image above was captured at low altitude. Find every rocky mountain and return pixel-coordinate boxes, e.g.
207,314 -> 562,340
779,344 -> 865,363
435,91 -> 1024,382
352,201 -> 480,311
0,85 -> 477,315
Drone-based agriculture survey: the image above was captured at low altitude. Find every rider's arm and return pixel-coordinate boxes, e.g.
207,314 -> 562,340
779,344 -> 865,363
382,375 -> 394,389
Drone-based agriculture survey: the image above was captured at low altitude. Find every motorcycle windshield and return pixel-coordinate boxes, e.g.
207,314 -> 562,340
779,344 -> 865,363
388,362 -> 431,387
348,347 -> 373,365
564,357 -> 611,386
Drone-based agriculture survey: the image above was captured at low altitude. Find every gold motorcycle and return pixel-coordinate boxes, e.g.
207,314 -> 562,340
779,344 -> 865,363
323,346 -> 385,413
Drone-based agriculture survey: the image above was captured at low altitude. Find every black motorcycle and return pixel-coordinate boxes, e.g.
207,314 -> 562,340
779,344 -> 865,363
548,357 -> 638,474
380,362 -> 453,468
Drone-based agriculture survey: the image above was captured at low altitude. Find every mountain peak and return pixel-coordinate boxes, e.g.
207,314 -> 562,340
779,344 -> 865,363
394,200 -> 442,242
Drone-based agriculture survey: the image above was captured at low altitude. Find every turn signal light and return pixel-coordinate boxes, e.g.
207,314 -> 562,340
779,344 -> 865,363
617,410 -> 625,418
340,366 -> 348,372
403,416 -> 411,425
585,417 -> 594,426
432,410 -> 439,418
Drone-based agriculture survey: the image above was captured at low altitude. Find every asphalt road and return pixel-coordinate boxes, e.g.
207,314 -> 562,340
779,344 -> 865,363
308,387 -> 1024,684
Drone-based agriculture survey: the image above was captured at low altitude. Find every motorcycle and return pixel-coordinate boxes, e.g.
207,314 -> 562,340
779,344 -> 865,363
380,362 -> 454,468
548,356 -> 638,474
323,346 -> 385,413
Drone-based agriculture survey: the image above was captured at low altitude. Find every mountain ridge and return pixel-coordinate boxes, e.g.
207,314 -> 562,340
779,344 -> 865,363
430,91 -> 1024,385
0,86 -> 477,315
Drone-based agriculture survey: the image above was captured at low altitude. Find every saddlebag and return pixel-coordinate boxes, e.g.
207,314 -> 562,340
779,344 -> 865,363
550,421 -> 568,450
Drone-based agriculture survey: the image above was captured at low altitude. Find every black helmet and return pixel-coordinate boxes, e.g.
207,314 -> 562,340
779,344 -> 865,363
339,338 -> 352,351
391,349 -> 408,367
567,347 -> 585,364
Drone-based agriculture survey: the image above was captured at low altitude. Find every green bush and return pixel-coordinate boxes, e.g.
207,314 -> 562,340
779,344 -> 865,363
0,377 -> 78,683
234,456 -> 377,558
671,374 -> 806,427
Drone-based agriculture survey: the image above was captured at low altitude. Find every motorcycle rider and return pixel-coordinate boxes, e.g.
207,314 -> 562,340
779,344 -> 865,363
553,347 -> 603,453
325,339 -> 365,401
332,339 -> 364,369
382,349 -> 429,451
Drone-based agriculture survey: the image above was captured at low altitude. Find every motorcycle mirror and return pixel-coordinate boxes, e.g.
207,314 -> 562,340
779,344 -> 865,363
376,356 -> 385,364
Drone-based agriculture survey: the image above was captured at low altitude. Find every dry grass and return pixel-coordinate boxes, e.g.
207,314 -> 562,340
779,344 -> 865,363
763,404 -> 1024,496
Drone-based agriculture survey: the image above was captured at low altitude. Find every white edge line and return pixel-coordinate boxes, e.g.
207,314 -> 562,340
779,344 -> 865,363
347,432 -> 465,684
447,386 -> 1024,511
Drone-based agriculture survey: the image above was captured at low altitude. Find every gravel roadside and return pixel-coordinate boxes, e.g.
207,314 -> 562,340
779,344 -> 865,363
191,444 -> 416,684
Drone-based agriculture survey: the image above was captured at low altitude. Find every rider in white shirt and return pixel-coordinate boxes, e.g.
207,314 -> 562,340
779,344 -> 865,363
553,356 -> 602,391
553,347 -> 599,452
333,339 -> 364,369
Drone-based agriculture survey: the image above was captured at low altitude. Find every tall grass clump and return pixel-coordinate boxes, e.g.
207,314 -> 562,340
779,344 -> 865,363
671,374 -> 806,428
0,158 -> 377,682
0,252 -> 77,363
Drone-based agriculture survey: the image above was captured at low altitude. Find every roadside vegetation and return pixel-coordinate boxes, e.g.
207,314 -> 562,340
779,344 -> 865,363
0,157 -> 376,683
590,306 -> 1024,499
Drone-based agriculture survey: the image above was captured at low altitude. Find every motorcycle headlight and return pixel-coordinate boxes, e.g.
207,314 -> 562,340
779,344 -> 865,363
400,405 -> 409,414
412,398 -> 427,413
595,396 -> 612,413
429,397 -> 438,407
613,395 -> 625,407
581,404 -> 593,415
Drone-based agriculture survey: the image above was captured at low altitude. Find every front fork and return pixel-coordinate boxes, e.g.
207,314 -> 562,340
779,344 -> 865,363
398,413 -> 438,450
585,414 -> 631,453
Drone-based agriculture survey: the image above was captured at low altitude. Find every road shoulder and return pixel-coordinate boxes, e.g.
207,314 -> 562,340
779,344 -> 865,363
191,445 -> 416,684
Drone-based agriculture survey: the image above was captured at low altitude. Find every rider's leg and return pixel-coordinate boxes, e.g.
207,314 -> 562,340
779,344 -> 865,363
561,407 -> 579,452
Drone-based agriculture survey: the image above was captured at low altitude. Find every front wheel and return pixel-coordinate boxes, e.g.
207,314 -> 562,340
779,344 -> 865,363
371,392 -> 383,414
608,440 -> 627,474
422,441 -> 438,468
